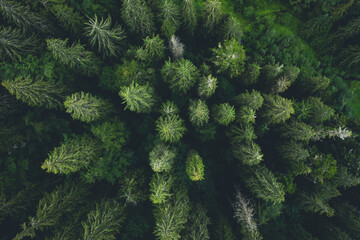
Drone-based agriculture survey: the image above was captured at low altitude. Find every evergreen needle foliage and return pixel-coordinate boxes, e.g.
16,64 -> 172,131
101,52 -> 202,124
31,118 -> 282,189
189,99 -> 210,127
262,94 -> 294,124
119,82 -> 155,113
156,114 -> 186,143
121,0 -> 154,36
149,143 -> 177,173
149,173 -> 173,204
198,74 -> 218,98
186,150 -> 205,181
212,103 -> 236,126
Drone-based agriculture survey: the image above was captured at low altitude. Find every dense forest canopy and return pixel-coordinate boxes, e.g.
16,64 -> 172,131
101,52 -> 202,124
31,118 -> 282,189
0,0 -> 360,239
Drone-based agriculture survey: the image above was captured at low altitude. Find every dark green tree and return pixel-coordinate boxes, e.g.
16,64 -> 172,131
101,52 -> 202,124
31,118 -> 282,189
308,97 -> 335,123
182,0 -> 197,34
64,92 -> 112,123
91,120 -> 129,150
160,0 -> 181,37
224,16 -> 242,40
136,34 -> 165,62
121,0 -> 154,36
160,100 -> 179,116
119,82 -> 155,113
156,114 -> 187,143
203,0 -> 223,32
188,99 -> 210,127
184,204 -> 210,240
236,106 -> 256,124
262,94 -> 294,124
280,120 -> 316,142
242,63 -> 261,85
212,103 -> 236,126
50,3 -> 84,33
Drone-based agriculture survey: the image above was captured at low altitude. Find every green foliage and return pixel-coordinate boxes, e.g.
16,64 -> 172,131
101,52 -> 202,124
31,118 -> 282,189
149,173 -> 173,204
162,58 -> 200,94
182,0 -> 197,34
160,0 -> 181,37
118,169 -> 146,205
263,63 -> 283,80
160,100 -> 179,116
280,120 -> 316,142
224,16 -> 243,40
213,215 -> 236,240
233,142 -> 263,166
311,153 -> 337,184
212,103 -> 236,126
278,141 -> 311,176
203,0 -> 223,32
85,15 -> 126,57
300,75 -> 330,94
184,204 -> 210,240
82,200 -> 125,240
294,100 -> 312,120
188,99 -> 210,127
262,94 -> 294,124
149,143 -> 177,173
136,35 -> 165,62
242,63 -> 261,85
186,150 -> 205,181
119,82 -> 155,113
2,76 -> 65,109
50,3 -> 84,33
237,106 -> 256,124
198,74 -> 218,98
308,97 -> 335,123
246,166 -> 285,204
64,92 -> 112,123
121,0 -> 154,36
300,192 -> 335,217
46,38 -> 100,75
212,38 -> 246,78
233,90 -> 264,110
90,120 -> 129,150
0,26 -> 38,61
41,135 -> 98,175
228,124 -> 257,144
156,114 -> 187,143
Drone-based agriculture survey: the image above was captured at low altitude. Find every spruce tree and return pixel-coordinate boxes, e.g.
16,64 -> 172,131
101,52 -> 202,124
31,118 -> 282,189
212,103 -> 236,126
224,16 -> 242,40
121,0 -> 154,36
263,63 -> 283,80
149,173 -> 173,204
161,58 -> 200,94
280,120 -> 316,142
186,150 -> 205,181
242,63 -> 261,85
188,99 -> 210,127
184,204 -> 210,240
182,0 -> 197,34
85,15 -> 126,58
160,0 -> 181,37
233,90 -> 264,110
149,143 -> 177,172
246,166 -> 285,204
233,142 -> 263,166
300,192 -> 335,217
262,94 -> 294,124
212,38 -> 246,78
46,38 -> 100,76
41,135 -> 98,175
156,114 -> 187,143
82,200 -> 125,240
64,92 -> 112,123
136,34 -> 165,62
203,0 -> 223,32
228,124 -> 257,144
308,97 -> 335,123
160,100 -> 179,116
236,106 -> 256,124
119,82 -> 155,113
198,74 -> 218,98
2,76 -> 65,109
50,4 -> 84,33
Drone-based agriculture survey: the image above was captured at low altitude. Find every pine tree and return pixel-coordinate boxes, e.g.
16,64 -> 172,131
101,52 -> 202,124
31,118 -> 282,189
308,97 -> 335,123
236,106 -> 256,124
160,100 -> 179,116
82,200 -> 125,240
184,204 -> 210,240
212,103 -> 236,126
15,183 -> 87,239
224,16 -> 242,40
160,0 -> 181,37
0,26 -> 38,61
85,15 -> 126,58
50,4 -> 84,34
228,124 -> 257,144
242,62 -> 261,85
212,38 -> 246,78
198,74 -> 218,98
149,143 -> 177,172
233,90 -> 264,110
121,0 -> 154,36
153,187 -> 191,240
136,34 -> 165,62
161,58 -> 200,94
0,0 -> 51,33
119,82 -> 155,113
64,92 -> 112,123
46,38 -> 100,76
90,120 -> 129,151
232,188 -> 262,240
169,35 -> 184,59
41,135 -> 98,175
246,166 -> 285,204
182,0 -> 197,34
203,0 -> 223,32
149,173 -> 173,204
156,114 -> 187,143
278,141 -> 311,176
186,150 -> 205,181
262,94 -> 294,124
189,99 -> 210,127
233,142 -> 263,166
280,120 -> 316,142
2,76 -> 65,109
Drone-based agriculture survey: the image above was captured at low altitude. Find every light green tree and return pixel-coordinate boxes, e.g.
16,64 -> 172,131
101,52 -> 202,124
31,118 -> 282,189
85,15 -> 126,58
212,38 -> 246,78
308,97 -> 335,123
212,103 -> 236,126
160,100 -> 179,116
186,150 -> 205,181
149,143 -> 177,172
161,58 -> 200,94
189,99 -> 210,127
149,173 -> 173,204
82,200 -> 125,240
281,120 -> 316,142
236,106 -> 256,124
41,135 -> 98,175
300,192 -> 335,217
198,74 -> 218,98
64,92 -> 112,123
160,0 -> 181,37
262,94 -> 294,124
136,34 -> 165,62
233,90 -> 264,110
46,38 -> 100,76
246,166 -> 285,204
228,124 -> 257,144
156,114 -> 187,143
224,16 -> 242,40
233,142 -> 263,166
2,76 -> 65,109
121,0 -> 154,36
119,82 -> 155,113
203,0 -> 223,32
182,0 -> 197,34
0,26 -> 38,61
